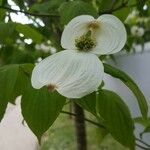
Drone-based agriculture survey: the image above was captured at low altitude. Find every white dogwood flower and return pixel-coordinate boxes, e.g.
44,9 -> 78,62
31,14 -> 127,98
131,25 -> 145,37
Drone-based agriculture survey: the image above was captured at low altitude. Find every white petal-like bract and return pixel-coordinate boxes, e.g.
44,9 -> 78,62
61,14 -> 126,55
31,50 -> 104,98
92,14 -> 127,55
61,15 -> 95,50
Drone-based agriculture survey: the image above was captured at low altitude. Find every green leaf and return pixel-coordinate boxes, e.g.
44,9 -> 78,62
10,64 -> 34,103
0,22 -> 17,44
104,63 -> 148,119
97,90 -> 135,150
142,125 -> 150,134
59,1 -> 97,25
98,0 -> 116,12
98,0 -> 124,13
0,64 -> 30,120
0,10 -> 6,21
113,7 -> 130,22
75,92 -> 97,115
140,124 -> 150,138
134,117 -> 150,127
0,64 -> 33,109
0,65 -> 19,121
15,23 -> 44,43
29,0 -> 65,14
21,85 -> 66,141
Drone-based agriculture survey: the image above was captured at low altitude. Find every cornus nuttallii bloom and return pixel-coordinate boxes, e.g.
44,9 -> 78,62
31,15 -> 127,98
131,25 -> 145,37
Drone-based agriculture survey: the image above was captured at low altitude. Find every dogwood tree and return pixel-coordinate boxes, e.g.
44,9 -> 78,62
0,0 -> 149,150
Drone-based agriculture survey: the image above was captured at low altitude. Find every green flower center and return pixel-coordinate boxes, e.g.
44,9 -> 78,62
75,31 -> 96,52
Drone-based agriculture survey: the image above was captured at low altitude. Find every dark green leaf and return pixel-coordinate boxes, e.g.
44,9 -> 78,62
0,65 -> 19,121
0,9 -> 6,21
75,92 -> 97,115
21,85 -> 66,141
104,63 -> 148,119
29,0 -> 65,15
0,64 -> 33,108
13,0 -> 25,9
142,125 -> 150,134
113,7 -> 130,21
136,0 -> 147,15
10,64 -> 34,103
97,90 -> 135,150
0,22 -> 17,44
59,1 -> 97,25
98,0 -> 116,13
98,0 -> 124,13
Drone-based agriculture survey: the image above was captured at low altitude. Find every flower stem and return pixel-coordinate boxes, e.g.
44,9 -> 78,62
73,103 -> 87,150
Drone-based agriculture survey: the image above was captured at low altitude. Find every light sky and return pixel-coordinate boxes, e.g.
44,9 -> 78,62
7,0 -> 45,26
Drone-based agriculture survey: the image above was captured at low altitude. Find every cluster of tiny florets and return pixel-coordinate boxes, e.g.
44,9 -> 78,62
75,35 -> 96,52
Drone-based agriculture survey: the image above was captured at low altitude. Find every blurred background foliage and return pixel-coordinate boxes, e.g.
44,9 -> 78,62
0,0 -> 150,149
0,0 -> 149,66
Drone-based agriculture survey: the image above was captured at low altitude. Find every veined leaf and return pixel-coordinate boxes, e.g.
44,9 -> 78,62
0,65 -> 18,121
0,64 -> 33,121
59,1 -> 97,25
21,84 -> 66,141
97,90 -> 135,150
104,63 -> 148,119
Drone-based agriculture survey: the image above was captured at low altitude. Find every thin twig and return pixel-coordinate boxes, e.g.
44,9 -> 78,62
61,110 -> 105,129
0,5 -> 59,17
136,143 -> 150,150
61,111 -> 150,149
136,138 -> 150,148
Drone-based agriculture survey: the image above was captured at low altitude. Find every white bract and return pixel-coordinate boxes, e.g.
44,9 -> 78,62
31,14 -> 127,98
